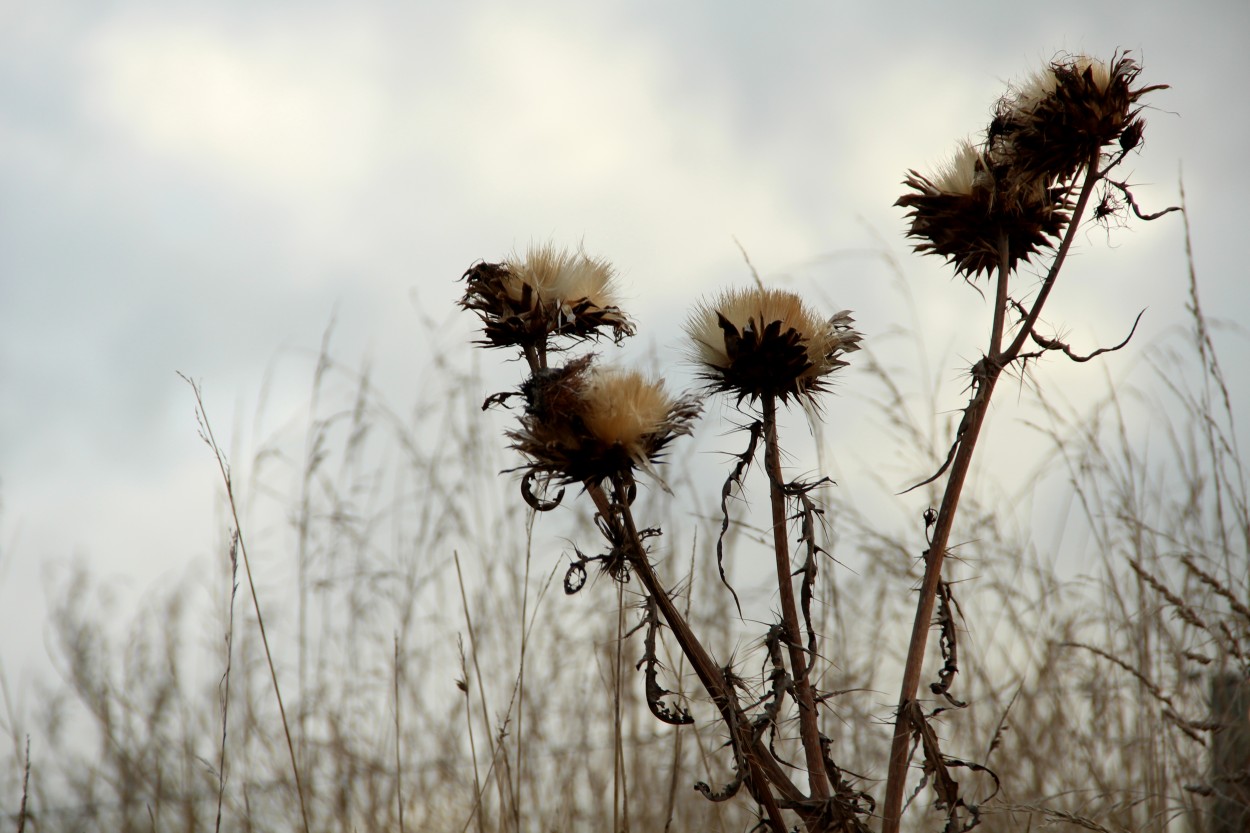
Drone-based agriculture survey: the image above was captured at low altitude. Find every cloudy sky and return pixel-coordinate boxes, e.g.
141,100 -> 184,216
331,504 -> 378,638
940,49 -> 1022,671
2,0 -> 1247,690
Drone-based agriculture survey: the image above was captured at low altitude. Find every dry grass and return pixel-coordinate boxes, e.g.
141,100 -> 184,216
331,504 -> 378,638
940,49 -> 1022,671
0,318 -> 773,831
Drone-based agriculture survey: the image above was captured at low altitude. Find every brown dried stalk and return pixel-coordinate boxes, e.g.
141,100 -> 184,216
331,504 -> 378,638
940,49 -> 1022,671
762,392 -> 830,801
584,478 -> 798,832
881,148 -> 1105,833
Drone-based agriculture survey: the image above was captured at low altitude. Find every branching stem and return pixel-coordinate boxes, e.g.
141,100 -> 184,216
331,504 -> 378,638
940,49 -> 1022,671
880,149 -> 1104,833
585,480 -> 797,832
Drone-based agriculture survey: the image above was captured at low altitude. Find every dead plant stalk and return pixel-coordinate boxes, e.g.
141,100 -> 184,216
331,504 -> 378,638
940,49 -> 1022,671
762,392 -> 830,801
880,148 -> 1104,833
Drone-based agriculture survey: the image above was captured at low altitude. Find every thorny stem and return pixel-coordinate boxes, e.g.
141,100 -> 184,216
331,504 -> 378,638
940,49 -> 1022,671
880,150 -> 1105,833
762,393 -> 830,801
585,481 -> 797,832
879,331 -> 1000,833
1004,148 -> 1105,360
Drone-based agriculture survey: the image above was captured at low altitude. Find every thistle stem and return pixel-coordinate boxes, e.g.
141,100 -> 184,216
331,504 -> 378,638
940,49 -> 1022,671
1004,149 -> 1105,360
521,343 -> 542,373
989,232 -> 1010,358
584,480 -> 796,831
879,290 -> 1002,833
761,393 -> 830,801
880,149 -> 1106,833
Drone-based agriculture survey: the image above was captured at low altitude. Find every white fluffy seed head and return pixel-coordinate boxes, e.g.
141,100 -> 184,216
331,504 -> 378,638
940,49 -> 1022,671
505,243 -> 620,310
1010,55 -> 1112,114
932,140 -> 985,196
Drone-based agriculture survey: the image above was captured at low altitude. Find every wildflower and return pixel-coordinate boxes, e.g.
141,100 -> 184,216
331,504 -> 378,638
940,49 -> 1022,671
509,356 -> 701,486
896,140 -> 1069,278
685,287 -> 861,405
460,244 -> 634,351
990,52 -> 1165,185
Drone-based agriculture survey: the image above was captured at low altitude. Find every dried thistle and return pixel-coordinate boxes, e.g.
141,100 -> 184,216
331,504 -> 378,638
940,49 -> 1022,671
897,53 -> 1165,281
991,51 -> 1166,186
460,244 -> 634,352
508,355 -> 701,486
685,287 -> 861,405
896,140 -> 1070,279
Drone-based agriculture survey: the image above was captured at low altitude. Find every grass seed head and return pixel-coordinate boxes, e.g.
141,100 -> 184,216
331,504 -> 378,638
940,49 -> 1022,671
460,244 -> 635,350
685,287 -> 861,405
509,356 -> 700,486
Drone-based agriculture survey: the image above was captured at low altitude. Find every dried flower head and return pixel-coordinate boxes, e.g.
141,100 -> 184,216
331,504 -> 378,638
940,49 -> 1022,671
991,52 -> 1165,184
460,244 -> 634,350
685,287 -> 861,405
896,140 -> 1070,278
509,355 -> 701,486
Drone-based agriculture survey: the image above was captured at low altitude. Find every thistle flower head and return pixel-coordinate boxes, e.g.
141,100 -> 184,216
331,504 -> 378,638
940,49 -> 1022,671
991,52 -> 1164,184
896,140 -> 1070,278
508,356 -> 701,486
685,287 -> 861,405
460,244 -> 634,350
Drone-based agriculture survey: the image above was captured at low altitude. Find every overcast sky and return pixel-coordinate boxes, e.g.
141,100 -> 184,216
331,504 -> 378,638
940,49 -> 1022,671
2,0 -> 1247,693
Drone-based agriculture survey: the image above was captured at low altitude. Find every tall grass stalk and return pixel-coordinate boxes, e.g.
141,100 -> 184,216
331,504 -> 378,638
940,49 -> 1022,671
183,374 -> 311,833
213,531 -> 239,833
456,635 -> 485,833
393,633 -> 406,833
16,735 -> 29,833
453,550 -> 514,832
513,508 -> 537,833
